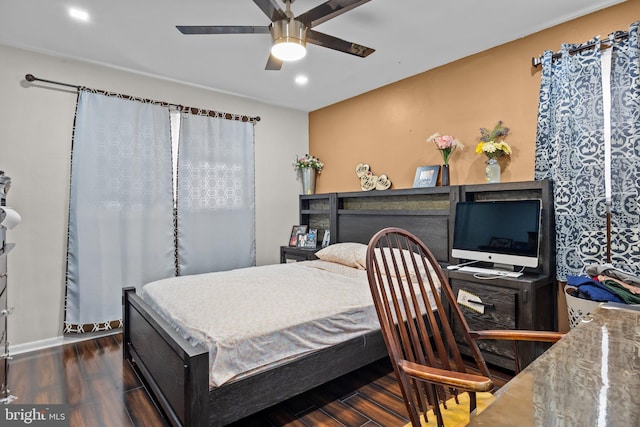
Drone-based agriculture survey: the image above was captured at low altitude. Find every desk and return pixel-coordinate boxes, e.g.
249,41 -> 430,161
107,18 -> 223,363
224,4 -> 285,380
466,303 -> 640,426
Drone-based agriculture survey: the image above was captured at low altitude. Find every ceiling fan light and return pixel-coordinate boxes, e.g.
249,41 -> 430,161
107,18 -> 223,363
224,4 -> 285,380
271,19 -> 307,61
271,41 -> 306,61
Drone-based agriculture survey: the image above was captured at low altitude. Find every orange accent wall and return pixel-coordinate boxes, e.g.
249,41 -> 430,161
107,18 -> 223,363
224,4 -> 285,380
309,0 -> 639,193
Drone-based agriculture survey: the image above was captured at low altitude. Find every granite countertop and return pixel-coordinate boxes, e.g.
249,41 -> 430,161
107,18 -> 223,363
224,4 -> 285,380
466,303 -> 640,426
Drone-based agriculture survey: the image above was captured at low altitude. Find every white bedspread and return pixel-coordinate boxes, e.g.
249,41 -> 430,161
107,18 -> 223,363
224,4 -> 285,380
141,260 -> 380,388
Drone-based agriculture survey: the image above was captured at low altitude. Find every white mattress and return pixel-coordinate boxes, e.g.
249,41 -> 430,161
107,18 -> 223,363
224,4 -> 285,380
141,258 -> 440,388
141,260 -> 381,388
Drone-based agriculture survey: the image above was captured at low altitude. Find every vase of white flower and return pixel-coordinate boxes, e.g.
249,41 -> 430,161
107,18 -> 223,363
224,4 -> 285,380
485,158 -> 501,183
301,168 -> 316,194
476,121 -> 511,183
293,154 -> 323,195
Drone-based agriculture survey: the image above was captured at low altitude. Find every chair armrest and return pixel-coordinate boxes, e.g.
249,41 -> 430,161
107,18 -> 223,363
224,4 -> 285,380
470,330 -> 565,343
398,359 -> 494,392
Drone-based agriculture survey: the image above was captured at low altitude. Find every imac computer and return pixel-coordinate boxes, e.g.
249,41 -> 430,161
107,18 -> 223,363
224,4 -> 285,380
451,199 -> 542,273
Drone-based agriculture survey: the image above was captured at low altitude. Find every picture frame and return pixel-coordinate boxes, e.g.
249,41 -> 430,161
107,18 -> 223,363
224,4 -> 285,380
307,228 -> 318,248
289,225 -> 308,247
296,233 -> 309,248
413,165 -> 440,188
321,230 -> 331,248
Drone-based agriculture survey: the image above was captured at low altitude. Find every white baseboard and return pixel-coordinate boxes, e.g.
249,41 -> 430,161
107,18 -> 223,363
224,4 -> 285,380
9,329 -> 120,355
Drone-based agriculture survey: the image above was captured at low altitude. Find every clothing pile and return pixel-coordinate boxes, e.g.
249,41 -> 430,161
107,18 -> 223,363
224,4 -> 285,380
567,264 -> 640,305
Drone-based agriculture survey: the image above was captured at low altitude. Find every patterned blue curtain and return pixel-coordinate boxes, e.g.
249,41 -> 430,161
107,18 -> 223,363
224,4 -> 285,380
609,23 -> 640,278
535,22 -> 640,280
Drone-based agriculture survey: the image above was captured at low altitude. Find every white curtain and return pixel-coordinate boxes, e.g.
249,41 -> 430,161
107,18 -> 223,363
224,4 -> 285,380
177,114 -> 255,275
65,91 -> 175,332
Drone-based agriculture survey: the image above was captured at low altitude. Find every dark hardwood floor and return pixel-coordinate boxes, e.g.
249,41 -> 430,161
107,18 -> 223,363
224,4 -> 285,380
6,333 -> 512,427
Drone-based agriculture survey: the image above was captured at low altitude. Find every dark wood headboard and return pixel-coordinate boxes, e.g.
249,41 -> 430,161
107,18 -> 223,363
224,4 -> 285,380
301,187 -> 457,263
300,180 -> 554,269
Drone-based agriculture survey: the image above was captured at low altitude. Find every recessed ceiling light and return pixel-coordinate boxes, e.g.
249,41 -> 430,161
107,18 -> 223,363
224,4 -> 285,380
69,8 -> 90,22
295,75 -> 309,86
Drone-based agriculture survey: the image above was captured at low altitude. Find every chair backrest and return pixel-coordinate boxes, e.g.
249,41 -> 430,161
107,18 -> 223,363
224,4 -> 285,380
366,227 -> 492,417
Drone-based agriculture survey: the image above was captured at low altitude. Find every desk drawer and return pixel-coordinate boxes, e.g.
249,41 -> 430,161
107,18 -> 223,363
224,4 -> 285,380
451,279 -> 518,362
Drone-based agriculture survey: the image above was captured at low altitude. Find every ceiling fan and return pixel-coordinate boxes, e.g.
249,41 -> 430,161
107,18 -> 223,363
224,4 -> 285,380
176,0 -> 375,70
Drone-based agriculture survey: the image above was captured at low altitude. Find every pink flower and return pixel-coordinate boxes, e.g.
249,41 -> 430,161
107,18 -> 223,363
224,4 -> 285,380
426,133 -> 464,165
435,135 -> 456,149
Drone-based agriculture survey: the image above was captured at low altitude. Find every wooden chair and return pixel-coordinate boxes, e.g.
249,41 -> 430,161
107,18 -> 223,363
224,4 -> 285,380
366,227 -> 564,427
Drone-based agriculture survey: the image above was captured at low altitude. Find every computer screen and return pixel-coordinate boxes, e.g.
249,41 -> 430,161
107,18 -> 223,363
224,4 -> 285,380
451,199 -> 542,269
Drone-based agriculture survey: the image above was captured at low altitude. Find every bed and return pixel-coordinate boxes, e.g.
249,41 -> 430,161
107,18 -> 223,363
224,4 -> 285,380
123,188 -> 452,426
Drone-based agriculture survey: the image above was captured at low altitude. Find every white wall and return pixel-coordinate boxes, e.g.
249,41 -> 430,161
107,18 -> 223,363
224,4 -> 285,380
0,44 -> 308,346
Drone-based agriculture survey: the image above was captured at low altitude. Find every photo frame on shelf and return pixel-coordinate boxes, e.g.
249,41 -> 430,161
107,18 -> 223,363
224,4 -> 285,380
413,165 -> 440,188
296,233 -> 308,248
307,229 -> 318,248
289,225 -> 308,247
321,230 -> 331,248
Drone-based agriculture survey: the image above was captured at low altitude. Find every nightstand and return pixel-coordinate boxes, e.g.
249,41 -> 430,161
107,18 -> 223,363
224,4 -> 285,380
280,246 -> 320,263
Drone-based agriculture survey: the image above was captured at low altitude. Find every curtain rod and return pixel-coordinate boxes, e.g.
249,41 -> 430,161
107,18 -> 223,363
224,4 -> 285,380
531,30 -> 629,67
24,74 -> 261,123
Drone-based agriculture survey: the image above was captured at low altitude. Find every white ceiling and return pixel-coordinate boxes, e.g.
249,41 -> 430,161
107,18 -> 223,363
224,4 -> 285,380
0,0 -> 625,112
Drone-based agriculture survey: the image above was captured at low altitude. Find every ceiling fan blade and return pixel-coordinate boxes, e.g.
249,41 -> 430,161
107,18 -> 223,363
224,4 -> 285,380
296,0 -> 371,28
307,30 -> 374,58
176,25 -> 271,35
265,53 -> 283,71
253,0 -> 287,22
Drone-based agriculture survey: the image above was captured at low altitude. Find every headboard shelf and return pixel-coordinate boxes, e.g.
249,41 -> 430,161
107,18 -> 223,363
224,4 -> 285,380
337,186 -> 452,197
341,197 -> 449,211
338,188 -> 453,215
301,209 -> 331,215
460,180 -> 550,201
337,209 -> 450,217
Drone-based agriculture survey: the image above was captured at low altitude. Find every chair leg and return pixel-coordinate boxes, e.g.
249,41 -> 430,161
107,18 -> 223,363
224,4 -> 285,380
469,391 -> 477,413
399,375 -> 424,426
430,383 -> 446,427
407,404 -> 423,427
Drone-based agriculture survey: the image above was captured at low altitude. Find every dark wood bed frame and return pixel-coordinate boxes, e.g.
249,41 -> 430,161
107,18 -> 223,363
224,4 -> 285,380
123,187 -> 454,426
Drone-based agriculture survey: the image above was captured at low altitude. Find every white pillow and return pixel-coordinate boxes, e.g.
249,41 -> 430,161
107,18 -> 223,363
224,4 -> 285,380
315,242 -> 367,269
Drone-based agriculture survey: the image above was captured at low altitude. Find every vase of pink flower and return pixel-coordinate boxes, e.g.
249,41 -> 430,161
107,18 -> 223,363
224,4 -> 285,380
426,133 -> 463,186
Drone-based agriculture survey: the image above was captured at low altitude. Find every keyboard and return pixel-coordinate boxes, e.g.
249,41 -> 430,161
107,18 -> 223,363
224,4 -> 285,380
454,266 -> 523,278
